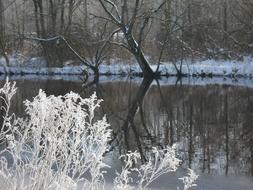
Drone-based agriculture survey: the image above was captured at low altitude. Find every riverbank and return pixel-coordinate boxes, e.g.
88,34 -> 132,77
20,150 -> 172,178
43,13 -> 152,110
1,56 -> 253,78
1,75 -> 253,89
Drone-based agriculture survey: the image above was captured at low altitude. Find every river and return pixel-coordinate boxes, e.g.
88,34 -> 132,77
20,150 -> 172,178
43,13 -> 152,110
2,75 -> 253,190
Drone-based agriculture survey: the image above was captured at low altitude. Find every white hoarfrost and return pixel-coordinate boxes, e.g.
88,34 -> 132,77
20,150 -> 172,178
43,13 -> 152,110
0,80 -> 198,190
179,169 -> 199,190
114,146 -> 181,190
0,80 -> 111,190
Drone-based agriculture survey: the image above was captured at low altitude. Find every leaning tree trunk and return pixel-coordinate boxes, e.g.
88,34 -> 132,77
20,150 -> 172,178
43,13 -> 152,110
98,0 -> 162,78
124,30 -> 154,77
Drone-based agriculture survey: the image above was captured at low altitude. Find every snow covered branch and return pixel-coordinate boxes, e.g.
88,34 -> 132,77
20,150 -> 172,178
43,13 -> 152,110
25,35 -> 97,73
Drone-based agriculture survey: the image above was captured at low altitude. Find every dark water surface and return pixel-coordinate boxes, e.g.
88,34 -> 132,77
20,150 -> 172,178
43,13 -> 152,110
2,76 -> 253,189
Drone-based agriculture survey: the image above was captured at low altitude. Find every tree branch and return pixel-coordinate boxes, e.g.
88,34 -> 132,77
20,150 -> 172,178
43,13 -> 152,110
98,0 -> 121,26
24,35 -> 95,70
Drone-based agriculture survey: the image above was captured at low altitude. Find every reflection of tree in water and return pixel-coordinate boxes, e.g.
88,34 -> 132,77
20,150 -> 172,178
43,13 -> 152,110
242,90 -> 253,176
98,78 -> 154,162
98,82 -> 253,176
4,79 -> 253,176
120,78 -> 153,162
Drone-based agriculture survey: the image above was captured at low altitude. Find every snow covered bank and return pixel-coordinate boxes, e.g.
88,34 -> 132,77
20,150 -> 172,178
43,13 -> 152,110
2,75 -> 253,89
88,57 -> 253,77
1,56 -> 253,77
157,57 -> 253,77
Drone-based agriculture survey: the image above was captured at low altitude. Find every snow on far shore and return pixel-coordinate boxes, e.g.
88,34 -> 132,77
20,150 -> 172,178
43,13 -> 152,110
2,74 -> 253,89
0,55 -> 253,77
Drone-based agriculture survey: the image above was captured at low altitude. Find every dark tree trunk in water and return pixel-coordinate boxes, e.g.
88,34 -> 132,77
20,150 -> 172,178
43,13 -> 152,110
91,66 -> 99,83
132,49 -> 154,77
124,30 -> 154,78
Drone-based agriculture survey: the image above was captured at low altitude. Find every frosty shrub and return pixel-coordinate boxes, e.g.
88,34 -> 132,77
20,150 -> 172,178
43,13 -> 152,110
0,80 -> 111,190
179,169 -> 199,190
113,146 -> 198,190
0,80 -> 198,190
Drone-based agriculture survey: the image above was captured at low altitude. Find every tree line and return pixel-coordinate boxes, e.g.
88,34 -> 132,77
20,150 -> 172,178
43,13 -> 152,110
0,0 -> 253,77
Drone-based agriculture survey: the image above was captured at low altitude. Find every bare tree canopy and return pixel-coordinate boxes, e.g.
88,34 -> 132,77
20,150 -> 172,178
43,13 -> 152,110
0,0 -> 252,77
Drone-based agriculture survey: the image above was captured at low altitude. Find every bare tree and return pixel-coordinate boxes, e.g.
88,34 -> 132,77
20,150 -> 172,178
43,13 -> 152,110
1,0 -> 253,74
98,0 -> 166,77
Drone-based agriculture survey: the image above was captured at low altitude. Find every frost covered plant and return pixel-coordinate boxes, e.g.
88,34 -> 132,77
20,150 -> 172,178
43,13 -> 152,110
137,146 -> 181,189
0,79 -> 17,143
179,169 -> 199,190
0,80 -> 111,190
114,145 -> 197,190
114,151 -> 140,190
0,80 -> 198,190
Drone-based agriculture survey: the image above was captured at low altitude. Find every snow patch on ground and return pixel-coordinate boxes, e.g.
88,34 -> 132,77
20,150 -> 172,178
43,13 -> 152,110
155,56 -> 253,77
0,56 -> 253,77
